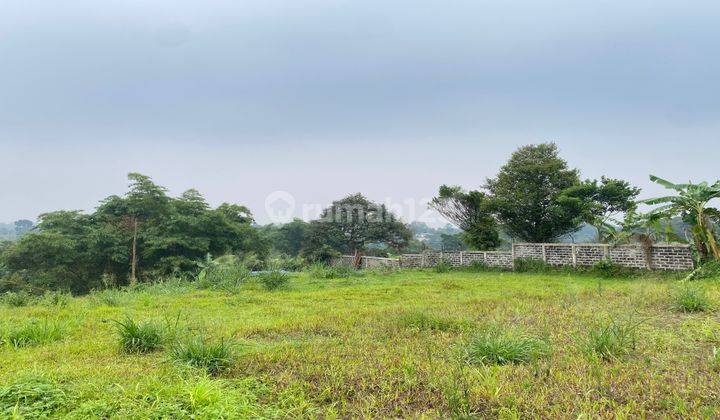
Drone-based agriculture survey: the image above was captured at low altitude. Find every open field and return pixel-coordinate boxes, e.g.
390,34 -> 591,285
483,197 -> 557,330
2,269 -> 720,418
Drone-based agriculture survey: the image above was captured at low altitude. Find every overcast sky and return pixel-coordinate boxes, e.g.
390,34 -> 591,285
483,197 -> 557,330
2,0 -> 719,225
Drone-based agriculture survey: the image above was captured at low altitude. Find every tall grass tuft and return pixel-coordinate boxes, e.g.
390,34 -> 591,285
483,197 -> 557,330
581,317 -> 644,361
465,329 -> 549,365
0,376 -> 69,418
41,291 -> 71,307
1,320 -> 66,348
171,337 -> 235,375
671,284 -> 711,313
258,269 -> 289,291
1,291 -> 36,307
433,259 -> 453,273
307,262 -> 355,279
397,311 -> 469,333
112,318 -> 164,353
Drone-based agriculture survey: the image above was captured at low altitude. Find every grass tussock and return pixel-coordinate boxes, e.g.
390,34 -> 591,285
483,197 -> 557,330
171,337 -> 236,375
1,320 -> 66,348
465,329 -> 550,365
396,311 -> 470,333
112,318 -> 165,353
1,291 -> 36,307
671,284 -> 711,313
581,317 -> 643,361
258,269 -> 290,291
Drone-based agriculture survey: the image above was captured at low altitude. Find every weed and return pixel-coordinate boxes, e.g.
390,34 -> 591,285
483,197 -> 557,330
0,376 -> 69,418
397,311 -> 469,333
710,347 -> 720,372
513,258 -> 552,273
591,259 -> 636,279
41,290 -> 71,307
171,337 -> 235,375
1,291 -> 35,307
434,259 -> 453,273
465,329 -> 550,365
582,316 -> 644,361
112,317 -> 164,353
307,263 -> 355,279
1,319 -> 66,348
258,270 -> 289,291
671,284 -> 711,313
91,289 -> 125,307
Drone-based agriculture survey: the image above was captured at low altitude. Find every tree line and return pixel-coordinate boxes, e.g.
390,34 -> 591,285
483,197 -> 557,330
1,143 -> 718,294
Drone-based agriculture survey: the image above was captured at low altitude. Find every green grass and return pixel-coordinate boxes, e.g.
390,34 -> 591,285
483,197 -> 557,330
671,284 -> 712,312
1,319 -> 66,348
112,317 -> 165,354
0,270 -> 719,417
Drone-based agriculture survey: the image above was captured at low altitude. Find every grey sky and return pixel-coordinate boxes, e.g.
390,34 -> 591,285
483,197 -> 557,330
2,0 -> 719,225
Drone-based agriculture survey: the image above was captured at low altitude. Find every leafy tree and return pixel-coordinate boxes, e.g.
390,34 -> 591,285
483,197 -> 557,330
302,194 -> 412,260
563,177 -> 641,242
429,186 -> 500,250
268,219 -> 310,257
641,176 -> 720,261
440,233 -> 467,251
486,143 -> 585,242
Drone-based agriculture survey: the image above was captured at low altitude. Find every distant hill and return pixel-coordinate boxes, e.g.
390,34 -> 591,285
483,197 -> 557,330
0,223 -> 16,241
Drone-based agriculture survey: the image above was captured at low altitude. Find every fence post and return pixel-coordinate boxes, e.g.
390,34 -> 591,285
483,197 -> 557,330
571,244 -> 577,268
542,244 -> 547,262
459,251 -> 464,266
511,243 -> 516,270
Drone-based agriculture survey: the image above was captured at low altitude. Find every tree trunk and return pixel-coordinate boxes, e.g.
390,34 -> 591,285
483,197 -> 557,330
130,218 -> 138,286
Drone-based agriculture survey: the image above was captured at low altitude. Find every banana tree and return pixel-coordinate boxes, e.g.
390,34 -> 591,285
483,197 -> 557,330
641,176 -> 720,261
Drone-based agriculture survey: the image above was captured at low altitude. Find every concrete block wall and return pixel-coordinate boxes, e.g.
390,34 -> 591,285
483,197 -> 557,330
332,243 -> 693,272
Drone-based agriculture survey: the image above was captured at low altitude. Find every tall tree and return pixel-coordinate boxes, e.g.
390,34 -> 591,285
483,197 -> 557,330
563,177 -> 641,242
486,143 -> 584,242
13,220 -> 34,237
429,186 -> 500,250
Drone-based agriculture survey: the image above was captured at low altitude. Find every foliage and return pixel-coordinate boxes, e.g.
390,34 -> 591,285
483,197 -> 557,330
486,143 -> 585,242
465,329 -> 550,365
513,258 -> 553,273
2,174 -> 266,293
429,186 -> 500,250
0,376 -> 69,418
396,311 -> 469,333
685,259 -> 720,281
641,175 -> 720,261
112,318 -> 165,353
1,319 -> 66,348
196,254 -> 251,291
562,177 -> 641,242
433,259 -> 453,273
1,291 -> 35,307
307,263 -> 355,279
171,337 -> 235,375
259,219 -> 310,257
670,285 -> 711,313
590,259 -> 636,279
581,316 -> 643,361
258,269 -> 290,291
301,194 -> 412,259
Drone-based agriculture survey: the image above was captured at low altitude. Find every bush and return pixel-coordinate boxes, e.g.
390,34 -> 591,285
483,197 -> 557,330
671,284 -> 711,313
112,318 -> 165,354
1,291 -> 36,307
465,329 -> 549,365
197,264 -> 250,292
91,289 -> 125,307
582,317 -> 643,361
0,376 -> 69,418
1,320 -> 66,348
465,260 -> 490,272
41,291 -> 71,307
686,259 -> 720,281
513,258 -> 552,273
590,259 -> 636,279
258,269 -> 289,291
171,337 -> 235,375
307,263 -> 355,279
434,259 -> 453,273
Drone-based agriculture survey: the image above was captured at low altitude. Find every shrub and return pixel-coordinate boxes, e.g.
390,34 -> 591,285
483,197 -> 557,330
1,291 -> 36,307
434,259 -> 453,273
513,258 -> 552,273
41,291 -> 71,307
465,329 -> 549,365
671,285 -> 711,313
112,318 -> 164,353
590,259 -> 635,279
258,269 -> 289,291
397,311 -> 469,333
307,263 -> 355,279
582,317 -> 643,361
197,264 -> 250,292
91,289 -> 125,307
465,260 -> 490,272
171,337 -> 235,375
1,320 -> 66,348
0,376 -> 69,418
686,259 -> 720,281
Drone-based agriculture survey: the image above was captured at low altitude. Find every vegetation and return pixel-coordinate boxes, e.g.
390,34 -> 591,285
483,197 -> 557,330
1,270 -> 719,417
112,318 -> 165,353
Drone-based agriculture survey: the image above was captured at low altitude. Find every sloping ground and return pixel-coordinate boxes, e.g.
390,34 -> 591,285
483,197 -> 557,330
1,270 -> 719,418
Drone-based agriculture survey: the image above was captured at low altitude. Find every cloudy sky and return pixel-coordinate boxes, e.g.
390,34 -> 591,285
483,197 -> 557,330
2,0 -> 719,225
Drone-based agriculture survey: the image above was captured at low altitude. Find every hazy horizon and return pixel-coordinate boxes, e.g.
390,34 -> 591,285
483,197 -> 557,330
2,0 -> 719,226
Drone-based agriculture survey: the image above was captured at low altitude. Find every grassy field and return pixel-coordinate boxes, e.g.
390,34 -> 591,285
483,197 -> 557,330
2,269 -> 720,418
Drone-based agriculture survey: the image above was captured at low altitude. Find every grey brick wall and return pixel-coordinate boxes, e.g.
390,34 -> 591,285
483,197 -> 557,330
333,243 -> 693,272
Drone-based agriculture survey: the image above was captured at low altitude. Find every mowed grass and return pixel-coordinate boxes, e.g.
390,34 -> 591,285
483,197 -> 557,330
1,270 -> 720,418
